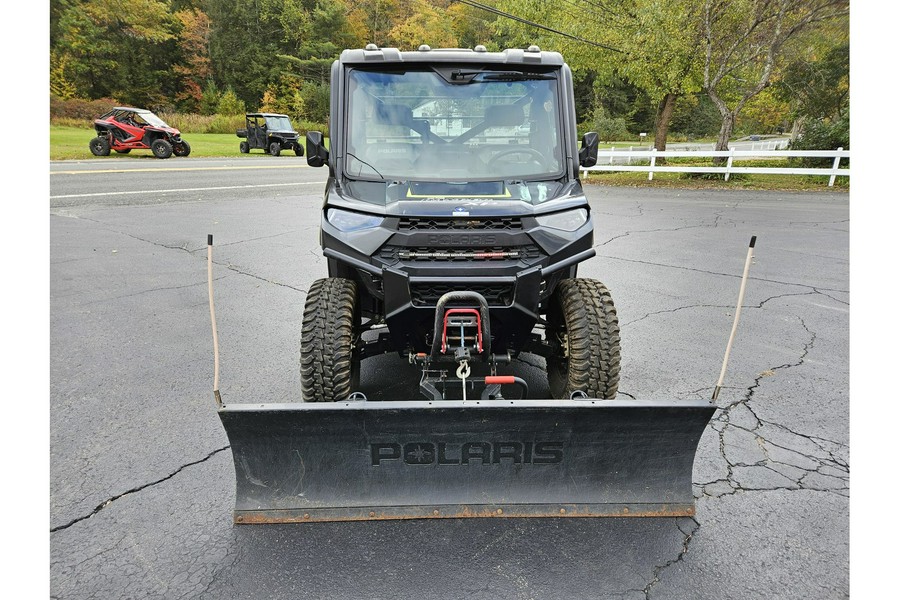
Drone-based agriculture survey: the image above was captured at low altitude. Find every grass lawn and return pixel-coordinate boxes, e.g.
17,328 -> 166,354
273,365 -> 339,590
582,170 -> 849,191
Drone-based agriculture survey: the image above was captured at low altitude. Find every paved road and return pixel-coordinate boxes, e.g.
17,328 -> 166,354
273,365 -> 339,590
50,156 -> 848,599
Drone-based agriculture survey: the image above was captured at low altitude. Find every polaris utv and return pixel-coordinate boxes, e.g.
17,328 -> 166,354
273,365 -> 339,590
214,46 -> 717,524
90,107 -> 190,158
236,113 -> 305,156
301,45 -> 613,403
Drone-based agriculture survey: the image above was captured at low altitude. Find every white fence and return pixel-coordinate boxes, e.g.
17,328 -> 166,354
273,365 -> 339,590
582,147 -> 850,186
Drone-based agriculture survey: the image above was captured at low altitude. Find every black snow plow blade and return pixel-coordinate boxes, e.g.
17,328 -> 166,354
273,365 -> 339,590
218,398 -> 715,524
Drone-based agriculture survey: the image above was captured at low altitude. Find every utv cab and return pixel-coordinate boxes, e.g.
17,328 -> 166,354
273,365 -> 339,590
236,113 -> 305,156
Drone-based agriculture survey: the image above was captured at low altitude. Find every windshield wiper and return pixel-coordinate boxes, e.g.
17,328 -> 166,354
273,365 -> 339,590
346,153 -> 384,180
449,70 -> 556,83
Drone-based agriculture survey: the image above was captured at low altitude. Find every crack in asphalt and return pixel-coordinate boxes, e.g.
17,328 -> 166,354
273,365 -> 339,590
597,254 -> 849,294
812,288 -> 849,305
50,446 -> 230,533
75,276 -> 227,307
217,262 -> 307,293
701,317 -> 849,498
642,517 -> 700,599
788,219 -> 849,227
698,478 -> 848,499
210,230 -> 298,247
621,291 -> 819,327
52,214 -> 307,294
595,222 -> 712,247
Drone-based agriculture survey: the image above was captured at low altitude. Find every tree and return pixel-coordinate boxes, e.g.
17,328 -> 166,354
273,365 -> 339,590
53,0 -> 182,104
775,37 -> 848,142
173,8 -> 212,112
205,0 -> 290,105
701,0 -> 849,152
216,88 -> 246,115
389,2 -> 458,49
348,0 -> 402,47
495,0 -> 704,151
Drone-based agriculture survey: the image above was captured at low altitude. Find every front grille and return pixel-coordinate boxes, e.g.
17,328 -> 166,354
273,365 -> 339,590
410,283 -> 514,307
399,217 -> 523,231
380,244 -> 541,262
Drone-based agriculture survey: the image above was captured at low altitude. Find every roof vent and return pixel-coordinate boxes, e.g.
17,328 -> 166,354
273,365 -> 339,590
418,44 -> 432,52
526,45 -> 541,53
474,45 -> 487,52
365,43 -> 378,51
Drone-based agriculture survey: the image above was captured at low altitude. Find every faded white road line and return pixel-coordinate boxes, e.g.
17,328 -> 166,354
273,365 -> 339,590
50,181 -> 326,199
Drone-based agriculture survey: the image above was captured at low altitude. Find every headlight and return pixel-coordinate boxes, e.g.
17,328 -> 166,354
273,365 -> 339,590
326,208 -> 384,232
535,208 -> 588,231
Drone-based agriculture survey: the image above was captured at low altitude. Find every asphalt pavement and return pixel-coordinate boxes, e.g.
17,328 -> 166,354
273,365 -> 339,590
49,155 -> 849,599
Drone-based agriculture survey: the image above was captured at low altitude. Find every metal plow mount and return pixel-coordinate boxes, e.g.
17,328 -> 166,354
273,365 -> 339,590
218,398 -> 715,524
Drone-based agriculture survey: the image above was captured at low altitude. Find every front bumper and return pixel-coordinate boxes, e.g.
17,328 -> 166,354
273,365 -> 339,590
322,215 -> 595,354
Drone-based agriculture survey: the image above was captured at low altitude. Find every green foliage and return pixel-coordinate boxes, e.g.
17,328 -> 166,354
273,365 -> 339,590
776,43 -> 850,121
50,51 -> 78,101
207,114 -> 248,134
670,94 -> 721,139
200,81 -> 222,116
737,87 -> 791,134
298,81 -> 331,124
295,120 -> 330,137
587,107 -> 630,142
790,117 -> 849,167
216,89 -> 246,116
53,0 -> 184,105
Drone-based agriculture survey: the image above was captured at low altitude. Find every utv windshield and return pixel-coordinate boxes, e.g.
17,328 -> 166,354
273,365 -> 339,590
265,116 -> 294,131
136,111 -> 170,128
345,67 -> 564,182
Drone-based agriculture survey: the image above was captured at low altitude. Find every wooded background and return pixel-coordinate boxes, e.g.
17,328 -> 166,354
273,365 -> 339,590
49,0 -> 849,150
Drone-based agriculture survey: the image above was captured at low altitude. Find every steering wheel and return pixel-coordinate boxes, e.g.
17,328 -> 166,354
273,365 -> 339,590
487,147 -> 547,170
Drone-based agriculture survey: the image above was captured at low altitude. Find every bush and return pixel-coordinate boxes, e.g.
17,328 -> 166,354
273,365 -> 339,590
295,120 -> 329,137
156,112 -> 217,134
200,81 -> 221,116
207,114 -> 247,134
216,89 -> 246,116
50,96 -> 119,121
790,117 -> 849,167
298,81 -> 330,123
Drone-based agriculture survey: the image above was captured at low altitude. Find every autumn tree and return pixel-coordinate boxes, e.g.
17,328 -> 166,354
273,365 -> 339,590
389,1 -> 459,49
173,7 -> 211,111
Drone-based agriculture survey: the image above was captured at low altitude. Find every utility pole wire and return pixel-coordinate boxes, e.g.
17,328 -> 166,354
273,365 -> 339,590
453,0 -> 623,53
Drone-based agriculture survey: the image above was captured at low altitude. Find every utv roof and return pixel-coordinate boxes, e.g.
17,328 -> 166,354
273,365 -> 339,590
112,107 -> 152,113
247,113 -> 290,118
339,45 -> 564,66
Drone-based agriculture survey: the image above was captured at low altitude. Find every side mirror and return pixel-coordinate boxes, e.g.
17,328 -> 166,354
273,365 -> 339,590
306,131 -> 328,167
579,132 -> 599,168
